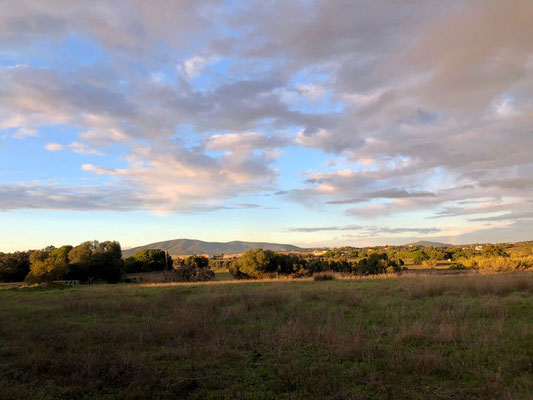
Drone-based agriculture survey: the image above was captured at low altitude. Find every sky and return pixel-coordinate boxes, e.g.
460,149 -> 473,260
1,0 -> 533,252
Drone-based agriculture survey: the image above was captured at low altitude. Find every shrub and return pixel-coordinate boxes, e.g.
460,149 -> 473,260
448,263 -> 465,270
208,258 -> 234,271
313,271 -> 335,281
172,255 -> 214,282
174,265 -> 215,282
457,255 -> 533,274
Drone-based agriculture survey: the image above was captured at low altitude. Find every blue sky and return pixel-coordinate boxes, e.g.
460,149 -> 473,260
1,0 -> 532,252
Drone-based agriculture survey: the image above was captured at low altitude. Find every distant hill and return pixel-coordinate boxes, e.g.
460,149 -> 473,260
122,239 -> 302,257
407,240 -> 451,248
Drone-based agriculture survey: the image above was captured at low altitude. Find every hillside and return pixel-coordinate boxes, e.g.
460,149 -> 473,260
407,240 -> 451,247
122,238 -> 302,257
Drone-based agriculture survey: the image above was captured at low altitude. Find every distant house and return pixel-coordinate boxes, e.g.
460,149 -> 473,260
475,245 -> 483,252
313,250 -> 327,256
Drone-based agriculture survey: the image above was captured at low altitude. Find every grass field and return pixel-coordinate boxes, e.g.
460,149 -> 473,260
1,273 -> 533,399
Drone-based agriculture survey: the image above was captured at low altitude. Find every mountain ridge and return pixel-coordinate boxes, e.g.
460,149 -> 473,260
407,240 -> 451,247
122,238 -> 302,257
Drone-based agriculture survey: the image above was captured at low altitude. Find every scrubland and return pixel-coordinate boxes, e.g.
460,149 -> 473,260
1,272 -> 532,399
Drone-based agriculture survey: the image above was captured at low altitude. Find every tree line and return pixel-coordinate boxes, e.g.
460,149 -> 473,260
227,249 -> 404,279
0,241 -> 125,284
3,241 -> 530,284
0,243 -> 216,284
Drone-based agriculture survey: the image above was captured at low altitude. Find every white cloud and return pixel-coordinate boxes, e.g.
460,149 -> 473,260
12,127 -> 37,139
179,54 -> 218,79
297,84 -> 325,101
81,164 -> 127,175
46,142 -> 103,155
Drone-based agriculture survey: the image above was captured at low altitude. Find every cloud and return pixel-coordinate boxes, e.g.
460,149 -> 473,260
286,224 -> 440,236
205,132 -> 289,152
46,142 -> 103,155
12,127 -> 37,139
0,183 -> 143,212
327,189 -> 435,205
78,138 -> 284,213
179,54 -> 218,79
81,164 -> 127,175
296,84 -> 326,101
286,225 -> 362,233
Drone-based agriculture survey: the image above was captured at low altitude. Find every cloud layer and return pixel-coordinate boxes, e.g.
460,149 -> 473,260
1,0 -> 532,243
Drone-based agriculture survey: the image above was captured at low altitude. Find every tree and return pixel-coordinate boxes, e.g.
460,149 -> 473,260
230,249 -> 278,279
68,241 -> 98,281
92,241 -> 124,283
356,253 -> 401,276
67,241 -> 124,283
26,245 -> 72,283
412,251 -> 429,265
125,249 -> 173,273
0,252 -> 31,282
174,255 -> 214,282
482,245 -> 509,258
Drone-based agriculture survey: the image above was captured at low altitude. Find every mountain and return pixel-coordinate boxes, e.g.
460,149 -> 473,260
407,240 -> 451,248
122,238 -> 302,257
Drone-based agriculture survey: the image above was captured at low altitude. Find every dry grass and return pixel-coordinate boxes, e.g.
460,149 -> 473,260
404,272 -> 533,299
1,272 -> 532,399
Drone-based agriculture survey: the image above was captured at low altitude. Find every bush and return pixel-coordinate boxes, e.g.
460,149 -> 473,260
313,271 -> 335,281
208,258 -> 234,271
457,255 -> 533,274
449,263 -> 465,270
174,265 -> 215,282
173,255 -> 214,282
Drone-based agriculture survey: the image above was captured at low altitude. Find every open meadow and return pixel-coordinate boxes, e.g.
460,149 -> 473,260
1,273 -> 533,399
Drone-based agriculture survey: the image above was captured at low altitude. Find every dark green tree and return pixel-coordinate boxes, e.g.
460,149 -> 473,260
125,249 -> 172,273
67,241 -> 123,283
0,251 -> 31,282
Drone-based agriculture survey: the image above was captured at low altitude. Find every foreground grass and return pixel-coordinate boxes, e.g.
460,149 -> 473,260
1,274 -> 533,399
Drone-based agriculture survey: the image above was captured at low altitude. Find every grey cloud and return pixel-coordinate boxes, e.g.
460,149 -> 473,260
431,202 -> 524,219
286,224 -> 439,235
479,178 -> 533,190
286,225 -> 363,233
0,183 -> 145,212
327,189 -> 435,205
469,211 -> 533,222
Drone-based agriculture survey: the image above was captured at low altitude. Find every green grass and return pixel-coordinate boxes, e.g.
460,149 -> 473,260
1,273 -> 533,399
